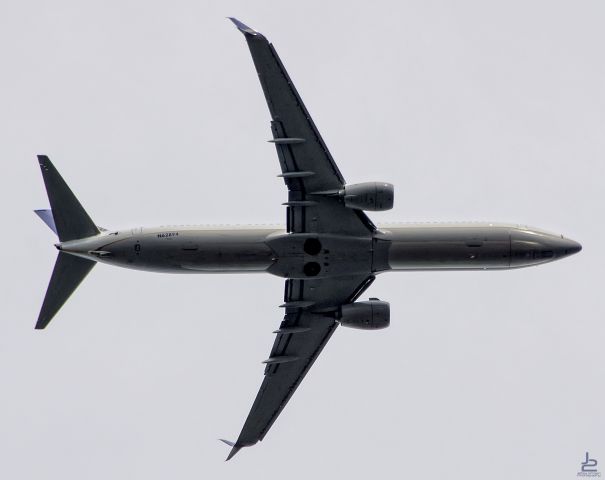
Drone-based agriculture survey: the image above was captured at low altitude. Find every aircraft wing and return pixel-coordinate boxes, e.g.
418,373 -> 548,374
223,274 -> 375,460
224,18 -> 378,460
229,17 -> 375,236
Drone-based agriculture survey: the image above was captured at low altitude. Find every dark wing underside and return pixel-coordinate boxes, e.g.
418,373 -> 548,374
225,18 -> 376,460
225,275 -> 375,460
229,17 -> 374,236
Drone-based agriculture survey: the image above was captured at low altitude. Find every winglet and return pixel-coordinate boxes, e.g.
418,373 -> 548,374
219,439 -> 244,461
227,17 -> 261,37
219,438 -> 235,447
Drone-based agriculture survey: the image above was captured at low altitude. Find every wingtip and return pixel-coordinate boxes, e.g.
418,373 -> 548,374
219,439 -> 245,461
226,445 -> 243,461
227,17 -> 261,36
35,308 -> 52,329
35,318 -> 48,330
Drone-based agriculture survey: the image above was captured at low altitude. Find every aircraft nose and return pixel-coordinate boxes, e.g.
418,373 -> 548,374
556,237 -> 582,258
510,229 -> 582,267
534,235 -> 582,260
534,234 -> 582,261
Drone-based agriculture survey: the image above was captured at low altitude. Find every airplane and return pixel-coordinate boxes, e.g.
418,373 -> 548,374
34,18 -> 582,461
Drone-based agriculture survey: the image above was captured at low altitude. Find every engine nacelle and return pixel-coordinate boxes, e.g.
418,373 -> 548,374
339,299 -> 390,330
341,182 -> 394,211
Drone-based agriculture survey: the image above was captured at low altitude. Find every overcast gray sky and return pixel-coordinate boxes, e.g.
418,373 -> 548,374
1,1 -> 603,479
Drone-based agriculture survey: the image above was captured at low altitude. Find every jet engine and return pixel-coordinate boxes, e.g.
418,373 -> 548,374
340,182 -> 394,211
339,299 -> 390,330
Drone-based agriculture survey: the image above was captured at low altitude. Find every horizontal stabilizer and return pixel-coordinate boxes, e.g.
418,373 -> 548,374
36,252 -> 96,329
34,209 -> 58,235
37,155 -> 99,242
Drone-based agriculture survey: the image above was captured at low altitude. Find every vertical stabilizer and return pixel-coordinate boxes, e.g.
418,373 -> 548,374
34,209 -> 58,235
36,252 -> 96,329
37,155 -> 99,242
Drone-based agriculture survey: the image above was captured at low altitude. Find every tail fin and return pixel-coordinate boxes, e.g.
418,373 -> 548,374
36,155 -> 99,329
37,155 -> 99,242
36,252 -> 96,329
34,209 -> 58,235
